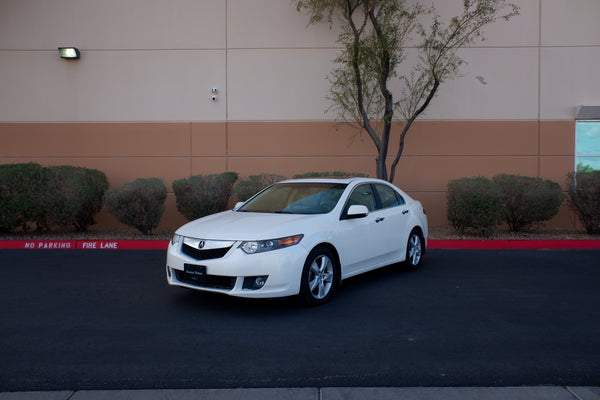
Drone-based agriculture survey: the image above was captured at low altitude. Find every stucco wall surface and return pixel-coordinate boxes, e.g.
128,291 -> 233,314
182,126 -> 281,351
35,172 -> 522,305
1,0 -> 597,229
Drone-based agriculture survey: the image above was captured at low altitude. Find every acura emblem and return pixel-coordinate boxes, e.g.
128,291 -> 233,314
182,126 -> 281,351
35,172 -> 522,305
198,240 -> 205,249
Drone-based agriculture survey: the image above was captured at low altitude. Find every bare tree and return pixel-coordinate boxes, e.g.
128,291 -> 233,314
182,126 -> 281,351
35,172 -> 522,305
293,0 -> 519,182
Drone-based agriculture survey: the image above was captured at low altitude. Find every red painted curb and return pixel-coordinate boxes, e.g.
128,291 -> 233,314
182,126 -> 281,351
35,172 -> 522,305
427,239 -> 600,250
76,240 -> 170,250
0,240 -> 170,250
508,240 -> 600,249
0,240 -> 77,250
0,239 -> 599,250
428,240 -> 511,250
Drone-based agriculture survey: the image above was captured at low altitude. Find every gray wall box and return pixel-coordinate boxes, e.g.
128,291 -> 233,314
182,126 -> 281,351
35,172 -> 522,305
576,105 -> 600,120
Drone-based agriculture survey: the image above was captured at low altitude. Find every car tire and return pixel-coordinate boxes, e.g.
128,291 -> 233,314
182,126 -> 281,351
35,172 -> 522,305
298,246 -> 338,306
403,230 -> 424,271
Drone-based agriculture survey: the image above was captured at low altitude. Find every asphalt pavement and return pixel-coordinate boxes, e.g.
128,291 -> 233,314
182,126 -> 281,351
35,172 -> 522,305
1,248 -> 599,397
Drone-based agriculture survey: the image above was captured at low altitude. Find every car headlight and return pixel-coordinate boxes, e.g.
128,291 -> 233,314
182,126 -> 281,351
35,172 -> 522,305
171,234 -> 183,246
240,234 -> 303,254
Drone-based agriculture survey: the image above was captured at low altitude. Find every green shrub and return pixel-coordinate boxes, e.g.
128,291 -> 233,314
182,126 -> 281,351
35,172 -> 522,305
293,171 -> 368,179
447,176 -> 506,235
0,163 -> 50,232
233,173 -> 286,202
173,172 -> 239,220
47,166 -> 109,232
566,170 -> 600,234
104,178 -> 167,235
0,164 -> 109,233
493,174 -> 564,232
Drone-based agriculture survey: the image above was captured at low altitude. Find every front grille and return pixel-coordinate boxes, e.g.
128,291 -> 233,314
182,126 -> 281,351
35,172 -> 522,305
175,270 -> 236,290
182,243 -> 231,260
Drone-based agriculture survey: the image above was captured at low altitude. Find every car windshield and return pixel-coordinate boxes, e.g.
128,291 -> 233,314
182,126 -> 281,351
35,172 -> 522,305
238,182 -> 347,214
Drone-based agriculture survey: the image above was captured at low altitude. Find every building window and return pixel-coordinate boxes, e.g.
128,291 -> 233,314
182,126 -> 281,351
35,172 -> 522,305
576,121 -> 600,172
575,106 -> 600,172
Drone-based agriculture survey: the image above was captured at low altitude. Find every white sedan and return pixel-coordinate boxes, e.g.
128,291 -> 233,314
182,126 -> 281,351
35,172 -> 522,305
166,178 -> 427,305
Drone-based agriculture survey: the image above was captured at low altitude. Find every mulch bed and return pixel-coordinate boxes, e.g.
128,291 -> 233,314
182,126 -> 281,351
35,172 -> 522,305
1,226 -> 597,241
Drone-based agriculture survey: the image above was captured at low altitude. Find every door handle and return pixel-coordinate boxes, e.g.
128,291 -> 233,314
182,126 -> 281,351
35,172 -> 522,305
375,217 -> 385,223
402,210 -> 409,215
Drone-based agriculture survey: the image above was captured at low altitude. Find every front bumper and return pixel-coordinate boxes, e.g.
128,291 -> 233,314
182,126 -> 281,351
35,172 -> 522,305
166,239 -> 307,298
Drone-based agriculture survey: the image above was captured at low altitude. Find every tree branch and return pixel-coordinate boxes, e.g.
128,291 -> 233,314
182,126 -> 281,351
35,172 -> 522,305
389,77 -> 440,183
345,0 -> 381,151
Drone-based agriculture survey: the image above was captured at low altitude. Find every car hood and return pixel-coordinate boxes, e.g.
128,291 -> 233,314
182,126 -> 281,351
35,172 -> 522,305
175,210 -> 322,241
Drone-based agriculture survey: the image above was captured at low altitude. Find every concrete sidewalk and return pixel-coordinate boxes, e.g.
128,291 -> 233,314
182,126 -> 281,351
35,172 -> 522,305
1,387 -> 599,400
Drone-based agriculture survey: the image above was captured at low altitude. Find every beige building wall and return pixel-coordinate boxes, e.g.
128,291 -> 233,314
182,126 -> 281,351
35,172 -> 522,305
1,0 -> 598,229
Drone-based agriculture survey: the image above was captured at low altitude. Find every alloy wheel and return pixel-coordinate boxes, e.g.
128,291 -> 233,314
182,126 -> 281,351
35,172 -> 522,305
407,233 -> 422,266
308,254 -> 334,300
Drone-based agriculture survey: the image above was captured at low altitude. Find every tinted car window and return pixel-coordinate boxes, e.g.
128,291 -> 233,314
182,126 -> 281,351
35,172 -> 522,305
346,184 -> 377,211
375,184 -> 405,208
238,183 -> 347,214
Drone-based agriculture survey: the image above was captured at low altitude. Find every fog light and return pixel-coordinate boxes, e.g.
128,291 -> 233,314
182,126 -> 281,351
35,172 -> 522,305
242,275 -> 268,290
255,276 -> 266,288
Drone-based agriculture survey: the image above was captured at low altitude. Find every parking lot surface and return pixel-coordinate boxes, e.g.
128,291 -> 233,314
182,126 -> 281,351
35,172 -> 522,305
1,249 -> 599,392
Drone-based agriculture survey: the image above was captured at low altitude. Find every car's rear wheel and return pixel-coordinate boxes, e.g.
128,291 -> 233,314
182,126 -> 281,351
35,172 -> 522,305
299,247 -> 338,306
404,230 -> 423,270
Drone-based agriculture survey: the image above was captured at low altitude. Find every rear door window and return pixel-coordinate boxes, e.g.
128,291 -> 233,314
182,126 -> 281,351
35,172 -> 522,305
375,184 -> 405,209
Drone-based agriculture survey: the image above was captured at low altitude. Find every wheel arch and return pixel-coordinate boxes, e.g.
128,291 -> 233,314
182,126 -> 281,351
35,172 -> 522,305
409,226 -> 426,255
311,242 -> 342,287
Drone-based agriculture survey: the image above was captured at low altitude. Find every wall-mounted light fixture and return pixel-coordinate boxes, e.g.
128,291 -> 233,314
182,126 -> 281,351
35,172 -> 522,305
576,105 -> 600,120
58,47 -> 80,59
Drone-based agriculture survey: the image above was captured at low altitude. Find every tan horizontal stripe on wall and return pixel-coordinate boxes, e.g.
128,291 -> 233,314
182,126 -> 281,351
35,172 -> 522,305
0,120 -> 577,229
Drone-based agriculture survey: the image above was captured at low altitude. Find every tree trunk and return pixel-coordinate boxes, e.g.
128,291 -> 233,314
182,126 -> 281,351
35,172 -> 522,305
376,154 -> 388,181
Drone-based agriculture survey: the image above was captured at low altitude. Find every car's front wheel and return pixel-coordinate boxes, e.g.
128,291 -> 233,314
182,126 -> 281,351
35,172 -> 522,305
299,247 -> 338,306
403,230 -> 424,271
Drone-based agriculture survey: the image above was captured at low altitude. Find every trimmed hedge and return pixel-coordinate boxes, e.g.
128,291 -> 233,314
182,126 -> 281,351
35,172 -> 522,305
493,174 -> 564,232
46,166 -> 109,232
566,170 -> 600,234
0,163 -> 50,232
104,178 -> 167,235
0,163 -> 109,232
447,176 -> 506,235
233,173 -> 286,202
173,172 -> 239,220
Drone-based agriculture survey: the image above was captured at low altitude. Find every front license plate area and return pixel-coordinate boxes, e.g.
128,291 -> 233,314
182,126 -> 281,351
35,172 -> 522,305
183,264 -> 207,284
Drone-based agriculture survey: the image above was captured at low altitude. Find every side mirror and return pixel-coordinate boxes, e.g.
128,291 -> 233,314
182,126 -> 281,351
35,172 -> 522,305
346,205 -> 369,219
234,202 -> 245,211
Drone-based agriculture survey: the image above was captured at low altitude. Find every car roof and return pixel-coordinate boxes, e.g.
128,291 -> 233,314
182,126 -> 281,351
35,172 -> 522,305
278,177 -> 388,185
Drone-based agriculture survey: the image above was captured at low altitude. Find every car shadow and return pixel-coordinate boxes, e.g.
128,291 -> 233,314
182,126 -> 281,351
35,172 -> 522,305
170,287 -> 305,315
168,260 -> 425,315
335,262 -> 418,293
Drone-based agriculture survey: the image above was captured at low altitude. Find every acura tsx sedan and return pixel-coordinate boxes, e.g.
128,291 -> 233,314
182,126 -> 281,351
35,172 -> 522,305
166,178 -> 427,305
